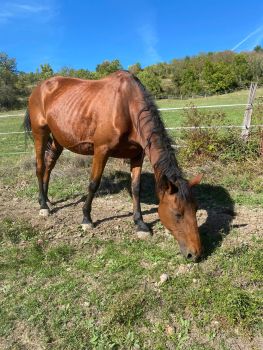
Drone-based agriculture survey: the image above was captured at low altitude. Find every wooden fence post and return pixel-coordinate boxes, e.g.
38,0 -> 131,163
260,130 -> 263,157
241,82 -> 257,141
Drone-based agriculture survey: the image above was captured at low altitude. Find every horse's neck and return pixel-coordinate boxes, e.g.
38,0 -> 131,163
138,124 -> 161,166
134,106 -> 174,184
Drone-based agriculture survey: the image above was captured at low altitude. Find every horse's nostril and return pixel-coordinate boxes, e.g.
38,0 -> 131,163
187,253 -> 192,259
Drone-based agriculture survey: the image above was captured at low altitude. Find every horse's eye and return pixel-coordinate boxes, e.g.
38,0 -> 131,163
175,213 -> 182,220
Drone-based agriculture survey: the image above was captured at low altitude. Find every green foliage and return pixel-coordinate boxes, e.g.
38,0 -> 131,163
201,60 -> 237,94
2,48 -> 263,109
58,66 -> 96,79
137,68 -> 162,96
39,63 -> 54,80
180,106 -> 260,161
0,52 -> 19,109
128,62 -> 142,75
96,59 -> 123,78
254,45 -> 263,53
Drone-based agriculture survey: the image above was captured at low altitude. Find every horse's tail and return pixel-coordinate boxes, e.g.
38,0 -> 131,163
23,109 -> 53,151
23,108 -> 33,141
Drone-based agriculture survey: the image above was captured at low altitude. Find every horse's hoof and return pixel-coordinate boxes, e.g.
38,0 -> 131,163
46,201 -> 53,210
39,209 -> 49,217
81,223 -> 94,231
136,231 -> 151,240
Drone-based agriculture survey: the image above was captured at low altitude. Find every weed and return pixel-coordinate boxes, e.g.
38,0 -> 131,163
179,106 -> 260,161
46,244 -> 75,264
0,218 -> 38,244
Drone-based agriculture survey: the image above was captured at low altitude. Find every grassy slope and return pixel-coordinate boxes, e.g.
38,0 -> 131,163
0,156 -> 262,349
0,90 -> 263,349
1,218 -> 262,350
157,87 -> 263,127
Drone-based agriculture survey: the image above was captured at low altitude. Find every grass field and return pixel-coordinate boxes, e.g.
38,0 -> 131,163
0,90 -> 263,349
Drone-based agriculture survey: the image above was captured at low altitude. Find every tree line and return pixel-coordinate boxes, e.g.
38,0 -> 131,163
1,47 -> 263,110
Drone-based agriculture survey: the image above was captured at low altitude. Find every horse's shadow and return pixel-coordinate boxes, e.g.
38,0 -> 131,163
192,184 -> 236,258
52,170 -> 236,258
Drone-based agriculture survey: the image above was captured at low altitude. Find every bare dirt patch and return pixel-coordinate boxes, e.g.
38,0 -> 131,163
1,179 -> 262,250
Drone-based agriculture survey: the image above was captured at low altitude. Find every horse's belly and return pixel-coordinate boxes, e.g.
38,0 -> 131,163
66,142 -> 94,155
111,142 -> 142,159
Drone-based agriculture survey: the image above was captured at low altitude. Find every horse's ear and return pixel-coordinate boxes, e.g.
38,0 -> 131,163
166,175 -> 178,195
168,181 -> 178,195
189,174 -> 203,187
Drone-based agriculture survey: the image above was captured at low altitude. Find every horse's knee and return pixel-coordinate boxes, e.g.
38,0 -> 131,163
36,165 -> 44,178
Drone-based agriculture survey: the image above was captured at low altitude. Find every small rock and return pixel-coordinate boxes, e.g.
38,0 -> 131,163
192,278 -> 198,283
159,273 -> 169,284
137,231 -> 151,240
211,320 -> 220,328
165,325 -> 175,336
234,327 -> 240,335
37,239 -> 44,246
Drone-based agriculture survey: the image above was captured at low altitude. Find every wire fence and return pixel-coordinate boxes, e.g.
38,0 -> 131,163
0,103 -> 253,118
1,104 -> 262,156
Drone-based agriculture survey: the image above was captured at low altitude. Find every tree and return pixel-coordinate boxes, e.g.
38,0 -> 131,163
254,45 -> 263,53
39,63 -> 54,80
201,60 -> 237,94
137,69 -> 162,97
232,54 -> 251,87
0,52 -> 19,109
96,59 -> 123,78
128,62 -> 142,75
58,67 -> 96,79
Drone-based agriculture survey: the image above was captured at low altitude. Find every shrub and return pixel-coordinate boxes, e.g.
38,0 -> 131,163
179,106 -> 260,161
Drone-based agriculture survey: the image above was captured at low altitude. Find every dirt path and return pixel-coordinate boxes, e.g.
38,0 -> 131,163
1,182 -> 262,248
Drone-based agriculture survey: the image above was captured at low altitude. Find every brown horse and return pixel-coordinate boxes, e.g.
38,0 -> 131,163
24,70 -> 203,261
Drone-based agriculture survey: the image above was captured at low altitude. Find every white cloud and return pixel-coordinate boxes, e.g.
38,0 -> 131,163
138,21 -> 162,63
0,1 -> 54,23
15,4 -> 49,13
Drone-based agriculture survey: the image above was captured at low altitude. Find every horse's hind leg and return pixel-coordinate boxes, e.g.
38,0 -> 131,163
130,155 -> 151,239
82,147 -> 109,230
33,129 -> 50,216
43,138 -> 63,210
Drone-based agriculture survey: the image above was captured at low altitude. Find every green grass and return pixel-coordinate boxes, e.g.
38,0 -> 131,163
0,218 -> 262,349
0,91 -> 262,348
157,87 -> 263,127
0,112 -> 33,163
157,87 -> 263,108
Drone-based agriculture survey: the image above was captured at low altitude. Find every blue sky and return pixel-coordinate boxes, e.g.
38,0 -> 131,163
1,0 -> 263,72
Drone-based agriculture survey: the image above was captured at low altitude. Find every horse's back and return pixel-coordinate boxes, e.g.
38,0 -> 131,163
28,72 -> 142,156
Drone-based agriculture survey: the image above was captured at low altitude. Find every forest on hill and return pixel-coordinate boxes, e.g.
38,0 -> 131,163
1,46 -> 263,110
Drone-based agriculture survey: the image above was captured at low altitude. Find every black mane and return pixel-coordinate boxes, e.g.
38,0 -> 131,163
133,75 -> 190,200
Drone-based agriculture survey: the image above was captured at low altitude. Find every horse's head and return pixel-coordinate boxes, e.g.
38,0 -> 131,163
158,174 -> 203,262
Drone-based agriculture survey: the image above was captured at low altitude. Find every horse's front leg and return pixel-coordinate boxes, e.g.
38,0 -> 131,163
130,155 -> 151,238
82,148 -> 109,230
